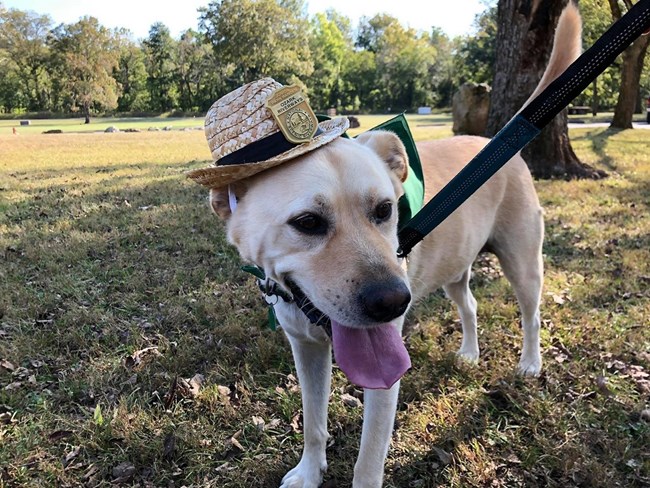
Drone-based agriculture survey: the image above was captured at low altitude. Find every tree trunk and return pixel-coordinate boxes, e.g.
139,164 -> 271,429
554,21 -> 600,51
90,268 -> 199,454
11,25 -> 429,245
486,0 -> 606,179
610,35 -> 650,129
526,109 -> 607,179
84,104 -> 91,124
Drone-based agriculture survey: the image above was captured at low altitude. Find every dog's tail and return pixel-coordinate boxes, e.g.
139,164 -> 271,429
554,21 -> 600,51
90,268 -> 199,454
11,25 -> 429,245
520,1 -> 582,111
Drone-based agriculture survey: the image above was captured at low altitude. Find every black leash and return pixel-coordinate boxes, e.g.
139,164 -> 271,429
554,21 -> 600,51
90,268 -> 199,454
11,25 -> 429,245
397,0 -> 650,258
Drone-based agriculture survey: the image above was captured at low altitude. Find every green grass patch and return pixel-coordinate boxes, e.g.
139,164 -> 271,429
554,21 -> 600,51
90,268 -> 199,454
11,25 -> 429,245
0,123 -> 648,487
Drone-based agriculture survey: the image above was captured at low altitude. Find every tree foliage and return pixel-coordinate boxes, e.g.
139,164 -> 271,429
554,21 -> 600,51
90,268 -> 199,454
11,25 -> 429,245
0,7 -> 52,110
307,11 -> 352,110
0,0 -> 642,120
48,17 -> 121,123
453,5 -> 497,86
142,23 -> 177,112
198,0 -> 313,86
114,33 -> 149,112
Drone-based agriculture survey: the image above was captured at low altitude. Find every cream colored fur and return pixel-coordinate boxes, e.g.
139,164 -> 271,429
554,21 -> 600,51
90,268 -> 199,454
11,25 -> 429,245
205,4 -> 581,486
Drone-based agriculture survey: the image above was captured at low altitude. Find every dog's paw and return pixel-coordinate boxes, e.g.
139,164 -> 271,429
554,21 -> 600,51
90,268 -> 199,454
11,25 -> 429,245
517,356 -> 542,377
456,347 -> 480,364
280,459 -> 327,488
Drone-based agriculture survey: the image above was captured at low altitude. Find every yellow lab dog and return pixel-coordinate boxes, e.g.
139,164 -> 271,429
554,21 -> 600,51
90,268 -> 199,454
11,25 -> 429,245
188,4 -> 582,486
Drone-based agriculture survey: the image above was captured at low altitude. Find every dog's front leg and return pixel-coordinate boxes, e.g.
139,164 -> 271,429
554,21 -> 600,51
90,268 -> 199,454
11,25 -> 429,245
353,383 -> 400,488
280,321 -> 332,488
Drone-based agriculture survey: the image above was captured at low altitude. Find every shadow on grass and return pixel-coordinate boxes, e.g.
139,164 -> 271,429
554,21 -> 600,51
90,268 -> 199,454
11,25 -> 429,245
571,127 -> 650,173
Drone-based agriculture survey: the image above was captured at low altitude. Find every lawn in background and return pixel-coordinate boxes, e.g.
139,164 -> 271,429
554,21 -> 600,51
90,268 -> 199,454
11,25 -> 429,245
0,120 -> 648,487
0,112 -> 454,137
0,116 -> 205,136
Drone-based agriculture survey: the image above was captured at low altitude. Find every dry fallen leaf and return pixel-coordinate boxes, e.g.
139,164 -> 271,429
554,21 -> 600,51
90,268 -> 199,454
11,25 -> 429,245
81,463 -> 100,482
0,360 -> 15,371
11,367 -> 31,379
63,446 -> 81,468
290,413 -> 302,433
230,436 -> 244,452
48,430 -> 74,442
187,374 -> 204,397
506,453 -> 521,464
341,393 -> 362,408
111,461 -> 136,482
4,381 -> 22,391
554,353 -> 568,363
124,346 -> 161,369
432,446 -> 453,465
251,416 -> 265,431
164,376 -> 179,409
595,375 -> 611,396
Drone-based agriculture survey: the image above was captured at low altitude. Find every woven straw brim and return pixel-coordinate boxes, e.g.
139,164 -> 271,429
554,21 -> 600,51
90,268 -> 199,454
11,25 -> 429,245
187,117 -> 349,189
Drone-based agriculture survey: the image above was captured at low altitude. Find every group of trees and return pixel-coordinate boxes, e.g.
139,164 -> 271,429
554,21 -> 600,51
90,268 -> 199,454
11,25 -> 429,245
0,0 -> 648,126
0,0 -> 464,119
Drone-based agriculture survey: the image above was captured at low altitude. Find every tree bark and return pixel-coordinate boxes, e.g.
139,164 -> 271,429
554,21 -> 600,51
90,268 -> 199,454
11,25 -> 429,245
609,35 -> 650,129
486,0 -> 606,179
591,78 -> 598,116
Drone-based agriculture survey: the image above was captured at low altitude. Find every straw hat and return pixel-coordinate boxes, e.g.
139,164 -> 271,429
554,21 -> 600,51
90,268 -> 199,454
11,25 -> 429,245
187,78 -> 349,189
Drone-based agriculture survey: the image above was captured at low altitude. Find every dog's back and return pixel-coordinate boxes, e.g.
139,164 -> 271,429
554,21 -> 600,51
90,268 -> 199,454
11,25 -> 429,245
406,3 -> 581,376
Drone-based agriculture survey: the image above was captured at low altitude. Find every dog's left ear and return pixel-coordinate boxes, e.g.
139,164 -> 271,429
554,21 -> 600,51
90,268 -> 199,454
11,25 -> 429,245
355,130 -> 409,183
209,183 -> 247,220
209,188 -> 231,220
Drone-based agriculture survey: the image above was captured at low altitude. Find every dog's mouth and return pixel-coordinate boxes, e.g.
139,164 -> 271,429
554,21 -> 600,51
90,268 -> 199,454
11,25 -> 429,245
330,319 -> 411,390
286,279 -> 411,390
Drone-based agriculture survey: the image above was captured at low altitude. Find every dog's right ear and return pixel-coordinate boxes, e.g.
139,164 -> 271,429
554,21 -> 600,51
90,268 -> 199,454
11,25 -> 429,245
209,184 -> 247,220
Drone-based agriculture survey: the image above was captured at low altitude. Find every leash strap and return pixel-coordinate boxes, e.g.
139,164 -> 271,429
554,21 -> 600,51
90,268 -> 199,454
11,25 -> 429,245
397,0 -> 650,258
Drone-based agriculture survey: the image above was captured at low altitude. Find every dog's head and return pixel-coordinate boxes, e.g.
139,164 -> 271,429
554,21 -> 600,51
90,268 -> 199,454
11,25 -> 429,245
210,130 -> 412,328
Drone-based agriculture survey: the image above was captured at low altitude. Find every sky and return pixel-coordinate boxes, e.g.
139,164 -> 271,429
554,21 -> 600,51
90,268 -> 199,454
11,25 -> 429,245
3,0 -> 488,40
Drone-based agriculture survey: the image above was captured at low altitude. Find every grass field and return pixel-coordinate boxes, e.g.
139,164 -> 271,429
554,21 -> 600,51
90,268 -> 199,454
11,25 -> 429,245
1,116 -> 648,487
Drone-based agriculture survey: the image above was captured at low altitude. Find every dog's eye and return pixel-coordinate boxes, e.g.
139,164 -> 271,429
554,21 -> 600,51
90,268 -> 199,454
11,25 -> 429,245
289,213 -> 328,235
373,201 -> 393,223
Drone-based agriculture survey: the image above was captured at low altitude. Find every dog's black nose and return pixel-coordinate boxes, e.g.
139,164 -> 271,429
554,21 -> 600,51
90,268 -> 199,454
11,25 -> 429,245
359,280 -> 411,323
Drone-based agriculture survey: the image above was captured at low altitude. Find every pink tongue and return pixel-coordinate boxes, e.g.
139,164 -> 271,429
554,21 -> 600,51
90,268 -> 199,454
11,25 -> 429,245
331,320 -> 411,389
